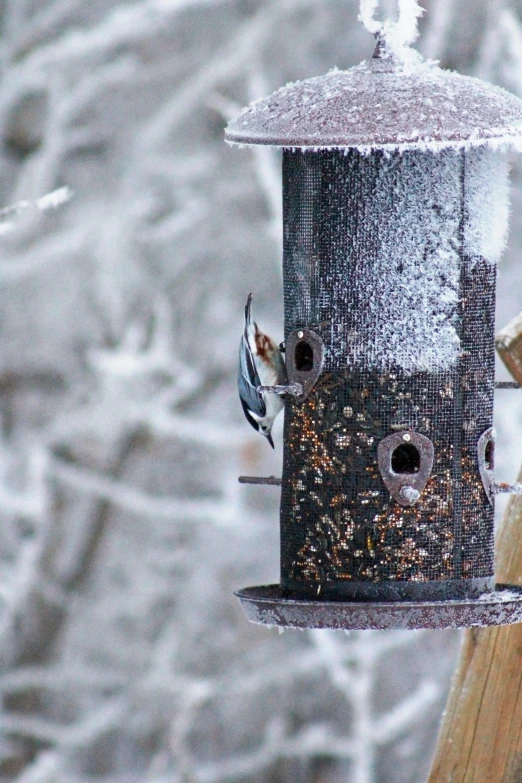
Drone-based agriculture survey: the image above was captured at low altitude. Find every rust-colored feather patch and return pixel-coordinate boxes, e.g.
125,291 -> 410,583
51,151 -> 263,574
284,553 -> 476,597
254,324 -> 273,365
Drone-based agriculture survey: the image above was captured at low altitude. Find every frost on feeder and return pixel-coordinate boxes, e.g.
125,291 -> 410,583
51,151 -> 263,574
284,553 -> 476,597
228,5 -> 522,630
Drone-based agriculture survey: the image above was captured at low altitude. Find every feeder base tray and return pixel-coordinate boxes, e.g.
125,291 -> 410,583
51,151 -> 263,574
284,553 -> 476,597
235,584 -> 522,630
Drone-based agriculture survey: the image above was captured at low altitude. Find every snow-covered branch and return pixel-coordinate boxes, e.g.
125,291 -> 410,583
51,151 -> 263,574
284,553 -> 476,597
373,680 -> 440,744
50,458 -> 242,526
0,186 -> 73,234
194,719 -> 356,783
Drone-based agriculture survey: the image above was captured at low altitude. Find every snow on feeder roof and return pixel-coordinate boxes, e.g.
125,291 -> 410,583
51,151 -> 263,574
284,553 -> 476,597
225,36 -> 522,152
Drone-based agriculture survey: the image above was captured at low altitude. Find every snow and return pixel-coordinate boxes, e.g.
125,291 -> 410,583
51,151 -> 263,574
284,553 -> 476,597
478,589 -> 522,601
359,0 -> 425,51
0,187 -> 73,234
226,64 -> 522,151
463,148 -> 510,264
394,0 -> 425,46
323,148 -> 502,373
358,0 -> 381,35
35,186 -> 73,211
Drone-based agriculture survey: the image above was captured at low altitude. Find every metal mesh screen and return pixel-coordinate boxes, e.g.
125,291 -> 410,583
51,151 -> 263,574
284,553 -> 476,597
280,149 -> 495,601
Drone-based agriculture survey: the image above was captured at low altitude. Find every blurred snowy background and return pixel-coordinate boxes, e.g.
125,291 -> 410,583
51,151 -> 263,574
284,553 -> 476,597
0,0 -> 521,781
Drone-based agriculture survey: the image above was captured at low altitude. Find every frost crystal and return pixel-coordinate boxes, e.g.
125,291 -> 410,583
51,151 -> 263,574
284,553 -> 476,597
463,149 -> 510,264
226,65 -> 522,151
336,149 -> 507,373
285,146 -> 509,374
0,187 -> 74,235
359,0 -> 425,50
358,0 -> 382,35
352,150 -> 462,373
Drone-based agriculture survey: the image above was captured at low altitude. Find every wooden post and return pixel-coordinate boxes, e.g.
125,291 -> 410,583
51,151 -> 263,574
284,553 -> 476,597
426,314 -> 522,783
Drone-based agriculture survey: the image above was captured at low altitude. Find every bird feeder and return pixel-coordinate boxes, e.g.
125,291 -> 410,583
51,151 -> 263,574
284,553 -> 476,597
227,16 -> 522,630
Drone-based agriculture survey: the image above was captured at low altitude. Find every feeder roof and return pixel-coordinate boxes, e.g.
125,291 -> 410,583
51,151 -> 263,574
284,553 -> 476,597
225,40 -> 522,153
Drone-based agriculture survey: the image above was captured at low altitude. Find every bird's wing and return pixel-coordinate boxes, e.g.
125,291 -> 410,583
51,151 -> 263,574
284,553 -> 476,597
240,397 -> 261,432
238,334 -> 266,418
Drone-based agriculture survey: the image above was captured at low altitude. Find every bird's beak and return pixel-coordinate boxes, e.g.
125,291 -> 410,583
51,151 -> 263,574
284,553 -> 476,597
267,432 -> 275,449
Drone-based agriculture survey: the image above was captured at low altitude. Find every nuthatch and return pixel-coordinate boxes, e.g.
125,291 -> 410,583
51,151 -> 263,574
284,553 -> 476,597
238,293 -> 286,448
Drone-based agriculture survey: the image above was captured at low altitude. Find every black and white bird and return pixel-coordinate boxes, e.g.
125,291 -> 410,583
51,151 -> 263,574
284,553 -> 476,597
238,293 -> 286,448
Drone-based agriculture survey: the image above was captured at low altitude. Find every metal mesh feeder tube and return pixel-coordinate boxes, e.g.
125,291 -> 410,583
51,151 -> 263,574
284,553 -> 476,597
227,37 -> 522,630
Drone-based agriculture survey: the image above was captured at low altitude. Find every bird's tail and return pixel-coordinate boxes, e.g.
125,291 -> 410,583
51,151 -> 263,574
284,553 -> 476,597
244,292 -> 253,328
